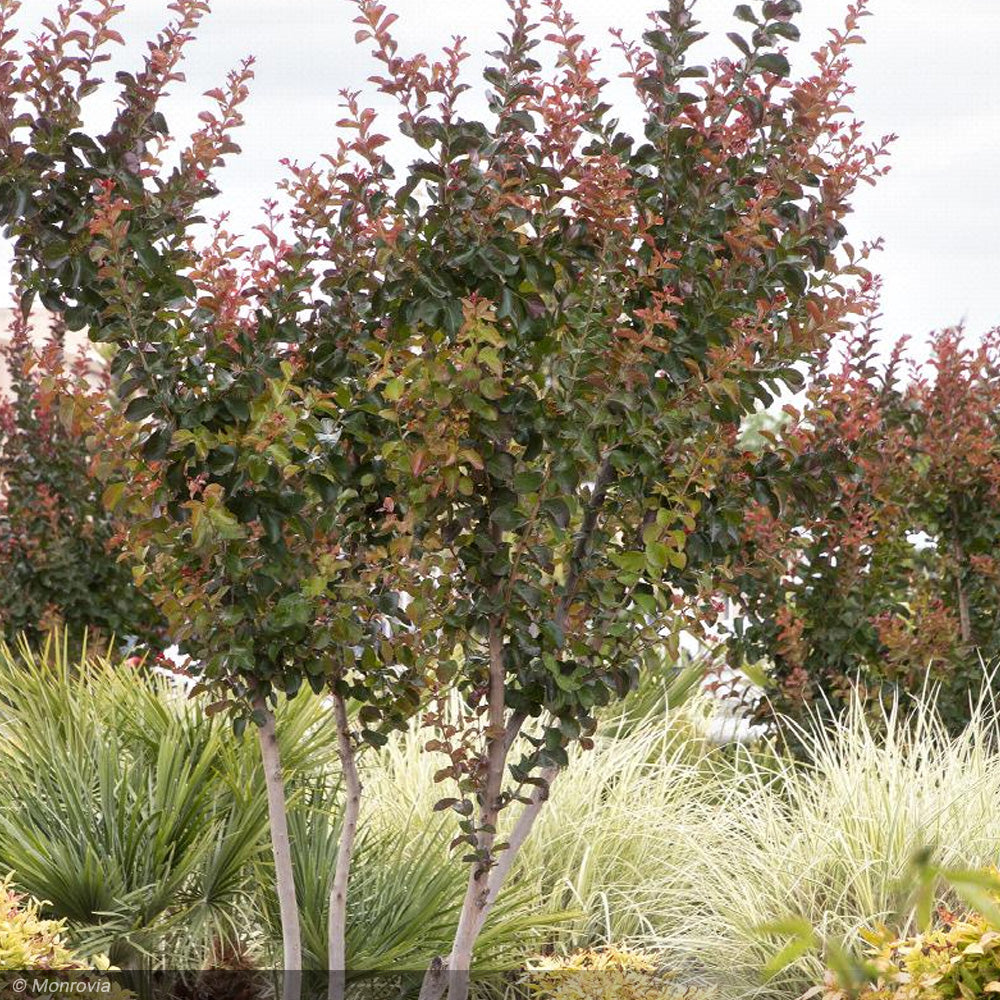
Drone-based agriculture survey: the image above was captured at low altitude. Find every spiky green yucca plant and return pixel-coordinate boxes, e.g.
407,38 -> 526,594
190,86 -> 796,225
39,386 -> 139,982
0,634 -> 565,975
255,783 -> 567,978
0,634 -> 283,967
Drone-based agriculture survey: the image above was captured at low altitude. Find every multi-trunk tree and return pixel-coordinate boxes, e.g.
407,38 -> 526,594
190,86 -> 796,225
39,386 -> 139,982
324,1 -> 889,995
0,1 -> 423,994
0,0 -> 890,997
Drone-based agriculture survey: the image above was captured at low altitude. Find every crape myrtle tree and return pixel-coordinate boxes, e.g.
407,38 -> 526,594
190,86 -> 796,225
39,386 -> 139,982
319,1 -> 889,996
0,1 -> 426,992
0,307 -> 163,646
0,0 -> 892,995
731,295 -> 1000,735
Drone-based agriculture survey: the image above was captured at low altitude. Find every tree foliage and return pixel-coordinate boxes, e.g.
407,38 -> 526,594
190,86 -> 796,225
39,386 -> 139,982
732,298 -> 1000,734
0,309 -> 161,647
0,0 -> 891,990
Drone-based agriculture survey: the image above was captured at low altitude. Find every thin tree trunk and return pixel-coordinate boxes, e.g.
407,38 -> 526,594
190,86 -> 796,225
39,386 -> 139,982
329,691 -> 362,1000
417,956 -> 449,1000
482,765 -> 559,914
420,624 -> 509,1000
447,623 -> 508,1000
255,698 -> 302,1000
950,500 -> 972,644
457,765 -> 560,958
417,767 -> 560,1000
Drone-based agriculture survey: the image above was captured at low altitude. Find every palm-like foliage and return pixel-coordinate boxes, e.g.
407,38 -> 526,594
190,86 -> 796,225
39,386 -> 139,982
0,635 -> 330,967
256,780 -> 570,979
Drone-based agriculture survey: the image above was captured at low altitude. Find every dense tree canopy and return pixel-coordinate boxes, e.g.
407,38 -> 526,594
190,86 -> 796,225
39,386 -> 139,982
0,309 -> 162,647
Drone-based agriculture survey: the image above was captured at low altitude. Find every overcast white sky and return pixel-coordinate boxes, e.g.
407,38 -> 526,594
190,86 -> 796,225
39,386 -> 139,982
4,0 -> 1000,355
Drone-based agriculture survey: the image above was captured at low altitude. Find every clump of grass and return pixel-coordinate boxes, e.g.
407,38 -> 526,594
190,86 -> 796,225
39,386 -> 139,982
364,684 -> 1000,999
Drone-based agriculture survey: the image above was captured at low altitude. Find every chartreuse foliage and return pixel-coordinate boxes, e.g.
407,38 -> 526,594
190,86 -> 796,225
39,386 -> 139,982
845,908 -> 1000,1000
806,863 -> 1000,1000
0,876 -> 112,971
525,947 -> 703,1000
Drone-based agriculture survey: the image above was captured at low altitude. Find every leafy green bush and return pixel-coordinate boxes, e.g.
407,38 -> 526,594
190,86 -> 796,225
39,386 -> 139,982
0,313 -> 162,649
815,895 -> 1000,1000
0,635 -> 277,968
0,875 -> 110,970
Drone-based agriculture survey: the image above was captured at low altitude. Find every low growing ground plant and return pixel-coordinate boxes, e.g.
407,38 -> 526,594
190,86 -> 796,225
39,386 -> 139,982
524,947 -> 710,1000
815,910 -> 1000,1000
0,875 -> 112,971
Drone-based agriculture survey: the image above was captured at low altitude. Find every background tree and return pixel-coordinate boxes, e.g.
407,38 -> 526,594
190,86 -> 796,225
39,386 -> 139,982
0,307 -> 162,648
732,300 -> 1000,736
0,1 -> 425,991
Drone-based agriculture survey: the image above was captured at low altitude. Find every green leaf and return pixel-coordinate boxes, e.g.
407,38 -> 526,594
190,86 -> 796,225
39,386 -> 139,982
101,482 -> 127,512
756,915 -> 817,980
727,31 -> 751,56
763,0 -> 802,17
125,395 -> 159,421
613,551 -> 646,572
513,470 -> 545,493
542,498 -> 570,529
225,397 -> 250,421
490,504 -> 523,531
645,540 -> 671,571
754,52 -> 791,77
504,109 -> 536,133
273,592 -> 312,627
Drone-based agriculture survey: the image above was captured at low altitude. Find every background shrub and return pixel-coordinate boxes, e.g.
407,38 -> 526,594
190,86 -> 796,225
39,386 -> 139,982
0,875 -> 110,971
817,899 -> 1000,999
0,312 -> 162,649
732,314 -> 1000,735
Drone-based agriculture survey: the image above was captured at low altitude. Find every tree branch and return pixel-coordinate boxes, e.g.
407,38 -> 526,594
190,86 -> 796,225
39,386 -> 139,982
482,765 -> 559,918
329,690 -> 362,1000
557,453 -> 616,630
502,710 -> 526,756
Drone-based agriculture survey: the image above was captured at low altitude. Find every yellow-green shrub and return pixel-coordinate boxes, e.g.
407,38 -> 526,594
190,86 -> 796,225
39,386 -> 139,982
817,912 -> 1000,1000
0,877 -> 109,971
525,947 -> 709,1000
